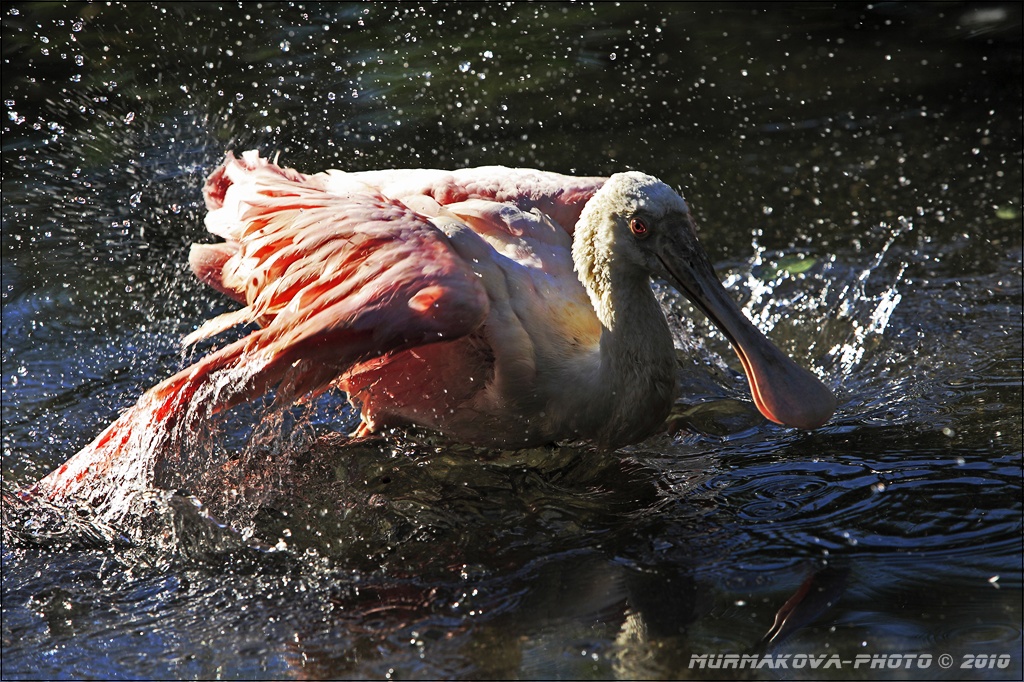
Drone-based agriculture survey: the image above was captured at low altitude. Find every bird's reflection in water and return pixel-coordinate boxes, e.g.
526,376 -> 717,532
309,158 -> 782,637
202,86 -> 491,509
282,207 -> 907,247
212,431 -> 848,680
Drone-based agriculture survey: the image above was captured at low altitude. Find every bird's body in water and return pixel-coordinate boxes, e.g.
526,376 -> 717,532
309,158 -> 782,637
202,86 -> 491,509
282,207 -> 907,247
32,151 -> 835,506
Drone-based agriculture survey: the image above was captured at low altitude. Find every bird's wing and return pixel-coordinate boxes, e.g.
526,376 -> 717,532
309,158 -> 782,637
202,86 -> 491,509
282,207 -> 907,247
188,152 -> 605,390
190,151 -> 489,372
32,152 -> 488,505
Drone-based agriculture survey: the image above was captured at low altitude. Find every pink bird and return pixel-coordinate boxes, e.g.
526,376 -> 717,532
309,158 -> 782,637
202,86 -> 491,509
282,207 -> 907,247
33,151 -> 835,505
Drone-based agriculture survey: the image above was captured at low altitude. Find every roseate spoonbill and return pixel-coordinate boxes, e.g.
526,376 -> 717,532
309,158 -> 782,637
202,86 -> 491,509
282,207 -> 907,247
34,151 -> 834,503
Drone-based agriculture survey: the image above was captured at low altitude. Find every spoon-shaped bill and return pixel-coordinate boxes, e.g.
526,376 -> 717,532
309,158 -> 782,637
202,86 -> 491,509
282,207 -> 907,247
658,238 -> 836,430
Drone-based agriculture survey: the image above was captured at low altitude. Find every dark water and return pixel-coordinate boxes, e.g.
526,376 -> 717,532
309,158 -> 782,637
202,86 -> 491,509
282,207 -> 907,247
2,3 -> 1021,680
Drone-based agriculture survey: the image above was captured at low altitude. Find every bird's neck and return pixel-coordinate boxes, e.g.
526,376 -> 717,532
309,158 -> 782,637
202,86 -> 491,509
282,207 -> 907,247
591,267 -> 678,446
571,219 -> 677,446
596,267 -> 676,378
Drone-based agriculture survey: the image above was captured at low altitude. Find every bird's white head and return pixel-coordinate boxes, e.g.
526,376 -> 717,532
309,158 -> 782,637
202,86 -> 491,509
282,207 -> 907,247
573,171 -> 696,328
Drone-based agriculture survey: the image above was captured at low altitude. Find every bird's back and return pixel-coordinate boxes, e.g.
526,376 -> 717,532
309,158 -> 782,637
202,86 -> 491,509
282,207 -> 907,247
193,151 -> 610,446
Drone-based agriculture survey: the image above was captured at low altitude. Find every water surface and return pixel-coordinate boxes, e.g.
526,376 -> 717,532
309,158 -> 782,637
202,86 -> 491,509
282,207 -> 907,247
2,3 -> 1021,680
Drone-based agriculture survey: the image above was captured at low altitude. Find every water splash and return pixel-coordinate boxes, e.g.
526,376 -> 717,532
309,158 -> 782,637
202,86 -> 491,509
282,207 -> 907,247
656,217 -> 913,434
820,217 -> 910,378
9,341 -> 321,551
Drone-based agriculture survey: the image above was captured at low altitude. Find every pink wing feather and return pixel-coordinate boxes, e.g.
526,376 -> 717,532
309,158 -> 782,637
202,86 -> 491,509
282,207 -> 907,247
33,152 -> 490,504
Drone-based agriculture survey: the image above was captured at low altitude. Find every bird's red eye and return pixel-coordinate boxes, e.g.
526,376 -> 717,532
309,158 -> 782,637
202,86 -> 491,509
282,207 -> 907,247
629,217 -> 649,238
